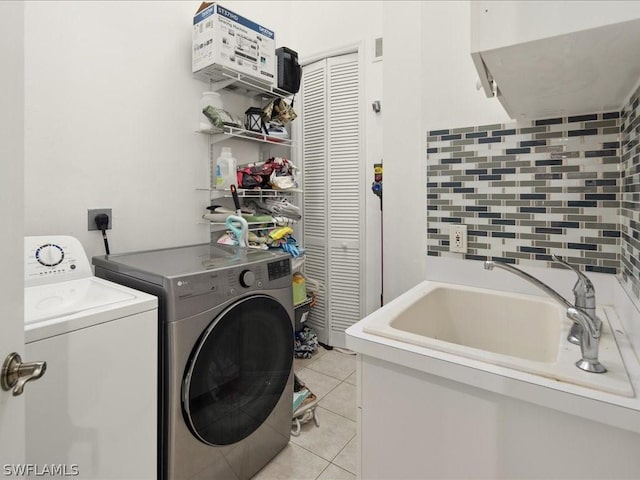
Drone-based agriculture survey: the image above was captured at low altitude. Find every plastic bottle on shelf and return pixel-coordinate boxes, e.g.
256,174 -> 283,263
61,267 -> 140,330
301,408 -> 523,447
292,273 -> 307,306
215,147 -> 237,190
201,91 -> 223,110
200,91 -> 223,130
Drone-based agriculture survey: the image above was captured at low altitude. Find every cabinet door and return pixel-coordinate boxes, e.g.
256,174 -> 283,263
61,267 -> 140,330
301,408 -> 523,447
471,2 -> 640,119
471,1 -> 640,53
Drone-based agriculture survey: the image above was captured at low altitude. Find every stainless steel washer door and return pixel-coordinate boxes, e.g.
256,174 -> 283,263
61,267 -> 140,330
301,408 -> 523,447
182,295 -> 293,446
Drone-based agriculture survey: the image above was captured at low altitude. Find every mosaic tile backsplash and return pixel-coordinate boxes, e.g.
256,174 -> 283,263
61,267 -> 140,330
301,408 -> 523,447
426,112 -> 622,275
621,84 -> 640,302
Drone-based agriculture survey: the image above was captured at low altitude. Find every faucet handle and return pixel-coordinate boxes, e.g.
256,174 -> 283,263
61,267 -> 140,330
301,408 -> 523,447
553,254 -> 596,346
552,254 -> 595,308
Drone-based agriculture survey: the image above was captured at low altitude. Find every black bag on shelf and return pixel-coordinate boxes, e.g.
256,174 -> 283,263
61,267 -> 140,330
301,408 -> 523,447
276,47 -> 302,94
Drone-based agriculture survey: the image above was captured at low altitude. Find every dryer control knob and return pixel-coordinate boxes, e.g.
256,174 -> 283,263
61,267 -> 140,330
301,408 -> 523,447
35,244 -> 64,267
240,270 -> 256,288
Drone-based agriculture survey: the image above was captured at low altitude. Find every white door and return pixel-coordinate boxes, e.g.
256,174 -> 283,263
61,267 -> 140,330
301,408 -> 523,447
325,53 -> 363,347
0,0 -> 26,466
301,52 -> 364,347
301,59 -> 330,344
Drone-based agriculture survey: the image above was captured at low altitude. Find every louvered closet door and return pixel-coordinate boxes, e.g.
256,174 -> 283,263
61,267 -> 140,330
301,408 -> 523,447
326,53 -> 362,347
301,53 -> 362,347
302,59 -> 329,342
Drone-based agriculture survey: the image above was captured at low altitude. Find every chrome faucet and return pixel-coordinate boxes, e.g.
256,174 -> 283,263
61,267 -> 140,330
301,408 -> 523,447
552,255 -> 596,345
483,257 -> 606,374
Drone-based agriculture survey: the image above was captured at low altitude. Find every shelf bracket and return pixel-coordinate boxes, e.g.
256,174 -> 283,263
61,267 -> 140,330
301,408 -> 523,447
209,133 -> 229,145
209,78 -> 237,92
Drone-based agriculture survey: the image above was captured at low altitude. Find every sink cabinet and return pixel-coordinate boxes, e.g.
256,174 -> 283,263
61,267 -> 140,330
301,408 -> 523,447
356,354 -> 640,479
346,272 -> 640,479
471,1 -> 640,119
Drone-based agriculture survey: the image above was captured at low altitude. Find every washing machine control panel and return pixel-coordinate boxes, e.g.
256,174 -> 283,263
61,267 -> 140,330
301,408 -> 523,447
228,267 -> 264,292
25,236 -> 93,287
267,258 -> 291,280
239,269 -> 256,288
170,258 -> 292,316
36,244 -> 65,267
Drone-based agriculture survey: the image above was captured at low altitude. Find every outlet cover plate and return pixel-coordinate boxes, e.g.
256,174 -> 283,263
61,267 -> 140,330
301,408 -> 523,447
449,224 -> 467,254
88,208 -> 112,231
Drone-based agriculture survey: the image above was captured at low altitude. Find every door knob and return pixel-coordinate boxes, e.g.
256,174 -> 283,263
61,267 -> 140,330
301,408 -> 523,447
1,352 -> 47,397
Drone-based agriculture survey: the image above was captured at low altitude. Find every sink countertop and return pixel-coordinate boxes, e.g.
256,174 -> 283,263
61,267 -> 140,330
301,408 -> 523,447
346,280 -> 640,435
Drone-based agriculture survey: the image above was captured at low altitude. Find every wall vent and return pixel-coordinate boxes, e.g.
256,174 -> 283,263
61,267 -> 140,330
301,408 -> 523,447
374,37 -> 383,60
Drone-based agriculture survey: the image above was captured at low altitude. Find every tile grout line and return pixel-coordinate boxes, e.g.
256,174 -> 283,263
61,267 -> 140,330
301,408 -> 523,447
314,463 -> 330,480
329,429 -> 357,472
313,462 -> 355,480
292,425 -> 357,475
290,349 -> 357,478
317,380 -> 357,421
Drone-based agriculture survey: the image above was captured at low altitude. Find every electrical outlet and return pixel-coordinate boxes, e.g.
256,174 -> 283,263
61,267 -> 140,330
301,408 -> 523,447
88,208 -> 112,231
449,224 -> 467,254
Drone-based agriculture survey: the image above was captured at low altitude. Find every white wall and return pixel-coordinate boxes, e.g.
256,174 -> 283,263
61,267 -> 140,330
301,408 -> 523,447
219,1 -> 295,47
24,1 -> 383,318
24,1 -> 210,260
20,0 -> 514,309
421,2 -> 510,132
25,0 -> 504,313
382,2 -> 426,303
383,1 -> 511,302
21,0 -> 507,308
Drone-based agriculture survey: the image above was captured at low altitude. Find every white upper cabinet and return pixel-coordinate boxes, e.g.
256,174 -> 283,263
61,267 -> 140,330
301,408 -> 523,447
471,1 -> 640,119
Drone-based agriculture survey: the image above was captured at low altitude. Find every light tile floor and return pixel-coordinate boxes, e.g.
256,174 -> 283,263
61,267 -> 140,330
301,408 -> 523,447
253,348 -> 357,480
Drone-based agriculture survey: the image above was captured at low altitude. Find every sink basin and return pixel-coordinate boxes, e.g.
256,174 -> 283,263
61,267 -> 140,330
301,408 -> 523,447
391,286 -> 563,362
362,281 -> 634,397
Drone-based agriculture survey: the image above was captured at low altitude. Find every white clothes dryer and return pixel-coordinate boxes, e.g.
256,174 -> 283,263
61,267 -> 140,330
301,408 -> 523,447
24,236 -> 158,479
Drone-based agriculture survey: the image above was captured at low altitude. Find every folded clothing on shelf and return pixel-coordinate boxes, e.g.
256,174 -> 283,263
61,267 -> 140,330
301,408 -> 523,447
263,198 -> 302,220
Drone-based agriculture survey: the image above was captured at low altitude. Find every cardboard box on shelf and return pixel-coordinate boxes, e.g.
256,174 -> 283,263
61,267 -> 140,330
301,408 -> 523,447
192,2 -> 276,87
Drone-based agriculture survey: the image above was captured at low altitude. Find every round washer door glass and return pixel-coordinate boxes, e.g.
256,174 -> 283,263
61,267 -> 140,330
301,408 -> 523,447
183,295 -> 293,446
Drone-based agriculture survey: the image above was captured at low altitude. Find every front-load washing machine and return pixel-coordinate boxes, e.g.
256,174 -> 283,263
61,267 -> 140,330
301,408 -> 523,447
23,236 -> 158,479
93,243 -> 294,480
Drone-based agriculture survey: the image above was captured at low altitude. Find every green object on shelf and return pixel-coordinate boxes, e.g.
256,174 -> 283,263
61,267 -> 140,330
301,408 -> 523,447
202,105 -> 242,129
293,273 -> 306,306
244,214 -> 274,223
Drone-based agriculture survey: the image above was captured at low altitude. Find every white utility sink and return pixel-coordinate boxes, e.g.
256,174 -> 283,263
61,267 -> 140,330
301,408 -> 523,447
391,286 -> 563,362
362,281 -> 634,397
